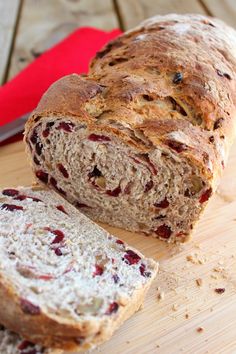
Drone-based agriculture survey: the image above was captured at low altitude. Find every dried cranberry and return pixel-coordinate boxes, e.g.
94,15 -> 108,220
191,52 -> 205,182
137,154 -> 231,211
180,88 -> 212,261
113,274 -> 120,283
18,340 -> 35,351
14,195 -> 42,203
20,299 -> 41,315
166,140 -> 188,153
88,134 -> 111,142
35,142 -> 43,156
148,160 -> 157,175
155,224 -> 172,239
139,263 -> 151,278
116,239 -> 124,245
123,250 -> 141,265
33,155 -> 40,165
30,129 -> 38,144
36,170 -> 48,183
56,205 -> 68,215
154,197 -> 169,208
1,204 -> 23,212
51,229 -> 65,244
199,188 -> 212,203
106,302 -> 119,315
57,122 -> 75,132
42,128 -> 50,138
106,186 -> 121,197
76,202 -> 90,208
2,188 -> 19,197
93,264 -> 104,276
54,248 -> 63,256
57,163 -> 69,178
144,180 -> 154,192
50,177 -> 66,195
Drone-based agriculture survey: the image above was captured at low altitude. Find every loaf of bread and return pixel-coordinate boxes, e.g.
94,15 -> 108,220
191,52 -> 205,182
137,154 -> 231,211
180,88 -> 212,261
0,324 -> 61,354
25,14 -> 236,242
0,186 -> 157,351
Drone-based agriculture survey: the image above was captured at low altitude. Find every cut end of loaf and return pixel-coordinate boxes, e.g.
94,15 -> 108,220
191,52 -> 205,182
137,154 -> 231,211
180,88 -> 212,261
25,116 -> 213,243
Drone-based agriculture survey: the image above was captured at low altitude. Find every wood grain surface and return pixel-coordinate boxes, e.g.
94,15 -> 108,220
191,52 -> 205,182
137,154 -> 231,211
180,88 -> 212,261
7,0 -> 118,80
0,0 -> 20,84
1,0 -> 236,353
116,0 -> 206,29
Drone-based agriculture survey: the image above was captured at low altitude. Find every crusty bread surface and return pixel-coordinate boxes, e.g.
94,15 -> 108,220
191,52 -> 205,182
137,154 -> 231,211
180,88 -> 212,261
25,14 -> 236,242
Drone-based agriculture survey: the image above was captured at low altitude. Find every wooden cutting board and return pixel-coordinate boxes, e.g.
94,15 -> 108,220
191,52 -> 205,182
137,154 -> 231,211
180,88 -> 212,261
1,139 -> 236,354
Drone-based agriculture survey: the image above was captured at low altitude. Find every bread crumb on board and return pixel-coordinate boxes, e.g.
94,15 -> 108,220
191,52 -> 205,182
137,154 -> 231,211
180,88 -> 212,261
195,278 -> 203,287
186,253 -> 206,264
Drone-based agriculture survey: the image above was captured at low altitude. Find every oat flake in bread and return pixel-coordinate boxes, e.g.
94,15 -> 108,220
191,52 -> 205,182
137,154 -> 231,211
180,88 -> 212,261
25,14 -> 236,242
0,324 -> 61,354
0,186 -> 157,351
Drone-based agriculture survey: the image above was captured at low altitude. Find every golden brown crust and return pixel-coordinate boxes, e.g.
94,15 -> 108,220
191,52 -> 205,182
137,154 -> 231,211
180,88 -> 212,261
0,267 -> 157,351
25,14 -> 236,192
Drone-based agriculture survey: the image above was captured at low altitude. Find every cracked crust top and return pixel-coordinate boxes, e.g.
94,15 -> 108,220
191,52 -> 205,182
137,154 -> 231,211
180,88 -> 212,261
26,13 -> 236,190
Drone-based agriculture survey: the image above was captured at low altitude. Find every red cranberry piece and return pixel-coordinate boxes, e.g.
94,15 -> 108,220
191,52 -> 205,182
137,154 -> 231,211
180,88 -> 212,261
113,274 -> 120,283
57,122 -> 75,132
93,264 -> 104,276
106,186 -> 121,197
88,134 -> 111,142
56,205 -> 68,215
106,302 -> 119,315
30,129 -> 38,144
50,177 -> 66,196
1,204 -> 23,212
42,128 -> 50,138
36,170 -> 48,184
77,202 -> 90,208
2,188 -> 19,197
155,224 -> 172,239
148,160 -> 158,175
35,142 -> 43,156
51,229 -> 65,244
33,155 -> 40,165
116,239 -> 124,245
166,139 -> 188,153
20,299 -> 41,315
154,197 -> 169,208
139,263 -> 151,278
57,163 -> 69,178
38,274 -> 54,281
14,195 -> 41,202
18,340 -> 35,351
54,248 -> 63,256
123,250 -> 141,265
199,188 -> 212,203
144,180 -> 154,192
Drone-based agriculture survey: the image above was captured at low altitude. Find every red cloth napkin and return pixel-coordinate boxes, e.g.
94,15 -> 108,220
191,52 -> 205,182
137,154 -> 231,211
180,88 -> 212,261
0,27 -> 121,129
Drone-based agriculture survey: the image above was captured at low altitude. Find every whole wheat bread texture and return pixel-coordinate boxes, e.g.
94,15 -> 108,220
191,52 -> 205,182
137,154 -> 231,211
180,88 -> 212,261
25,14 -> 236,242
0,186 -> 157,351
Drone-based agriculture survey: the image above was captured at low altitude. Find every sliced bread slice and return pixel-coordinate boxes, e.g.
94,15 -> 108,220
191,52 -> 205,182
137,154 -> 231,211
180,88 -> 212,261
0,324 -> 61,354
0,186 -> 158,351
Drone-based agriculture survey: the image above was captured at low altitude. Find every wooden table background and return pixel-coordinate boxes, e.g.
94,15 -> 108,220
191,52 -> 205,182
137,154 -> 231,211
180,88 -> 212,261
1,1 -> 236,354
